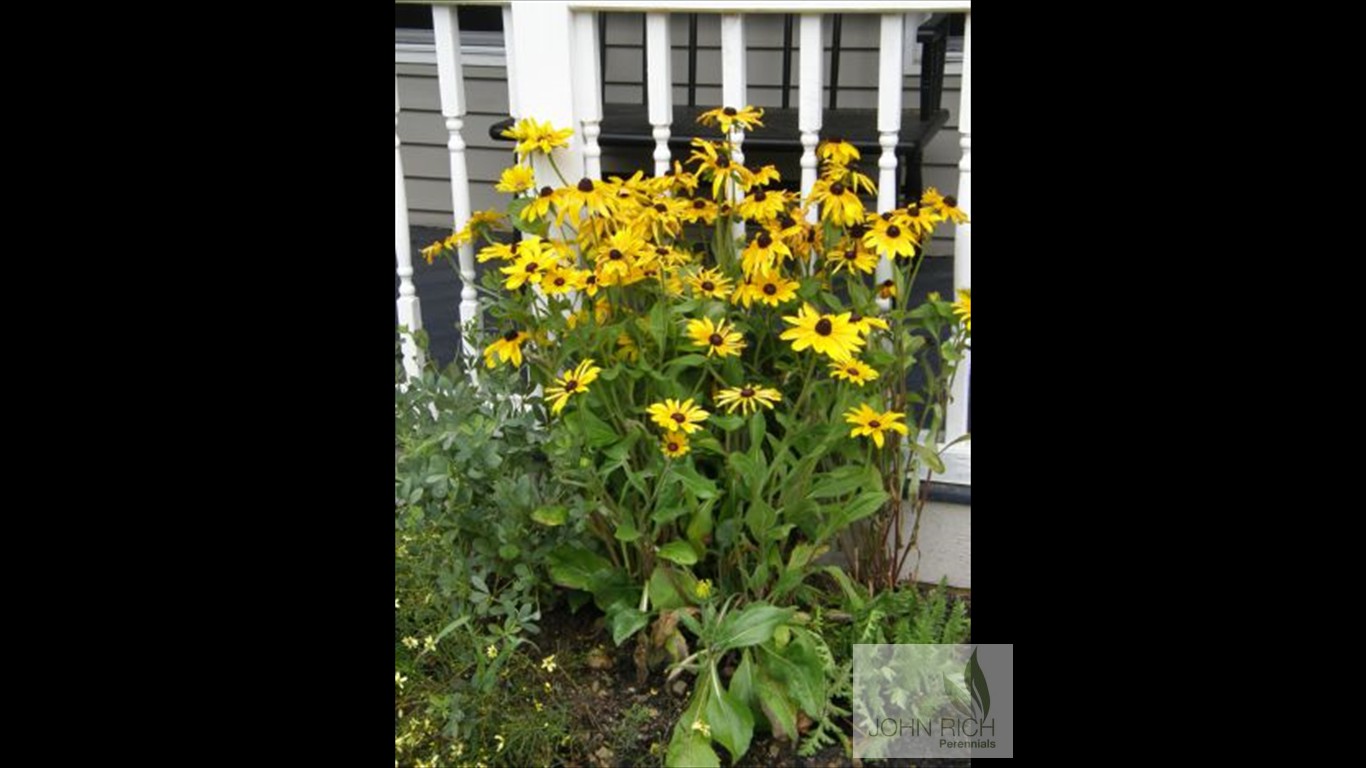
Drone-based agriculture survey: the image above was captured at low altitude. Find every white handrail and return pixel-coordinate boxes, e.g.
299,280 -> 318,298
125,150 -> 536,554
433,6 -> 481,359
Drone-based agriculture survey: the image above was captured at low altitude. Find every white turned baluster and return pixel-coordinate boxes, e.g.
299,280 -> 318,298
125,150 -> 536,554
720,13 -> 747,239
646,13 -> 673,177
572,11 -> 603,180
509,2 -> 584,188
874,13 -> 904,288
501,4 -> 521,120
798,13 -> 822,228
946,12 -> 971,442
434,6 -> 479,360
395,79 -> 424,378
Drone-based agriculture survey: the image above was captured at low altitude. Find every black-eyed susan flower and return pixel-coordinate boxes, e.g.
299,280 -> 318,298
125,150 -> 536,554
737,188 -> 789,223
420,241 -> 445,265
953,288 -> 970,332
483,329 -> 530,369
543,359 -> 601,415
686,316 -> 746,358
540,264 -> 582,295
779,303 -> 866,362
862,216 -> 919,260
558,177 -> 616,223
660,431 -> 690,458
749,165 -> 782,189
647,398 -> 709,435
848,312 -> 890,337
830,359 -> 879,386
595,228 -> 647,285
826,246 -> 879,275
495,165 -> 537,194
679,196 -> 718,225
753,274 -> 800,307
477,242 -> 514,263
501,118 -> 573,159
688,138 -> 753,200
522,185 -> 558,222
900,203 -> 939,238
808,178 -> 865,227
499,238 -> 558,289
685,268 -> 734,300
740,230 -> 793,278
729,278 -> 759,310
844,403 -> 909,448
818,139 -> 860,166
697,105 -> 765,133
715,384 -> 782,415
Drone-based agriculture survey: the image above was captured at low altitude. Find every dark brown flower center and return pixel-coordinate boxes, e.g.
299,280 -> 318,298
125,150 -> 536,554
503,329 -> 520,342
814,318 -> 833,336
848,367 -> 860,376
525,262 -> 539,272
779,214 -> 795,228
757,232 -> 773,248
577,178 -> 595,192
881,279 -> 894,288
564,379 -> 578,392
868,420 -> 881,429
671,412 -> 686,423
881,211 -> 893,221
709,333 -> 724,346
718,204 -> 732,216
906,204 -> 919,216
693,199 -> 707,209
849,313 -> 863,323
554,277 -> 566,286
850,223 -> 867,238
701,281 -> 715,292
830,182 -> 845,196
539,186 -> 554,198
740,387 -> 755,398
944,195 -> 957,207
844,250 -> 857,260
667,441 -> 679,452
609,249 -> 624,260
654,203 -> 668,213
753,190 -> 767,202
886,225 -> 901,238
657,247 -> 670,256
586,275 -> 597,284
762,283 -> 777,296
723,107 -> 737,116
716,156 -> 730,169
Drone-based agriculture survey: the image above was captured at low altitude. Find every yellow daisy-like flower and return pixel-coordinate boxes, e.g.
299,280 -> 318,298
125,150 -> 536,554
420,241 -> 445,265
679,196 -> 718,225
483,329 -> 530,369
616,332 -> 640,363
686,316 -> 746,358
521,185 -> 558,222
736,188 -> 789,223
752,274 -> 800,307
541,655 -> 558,673
495,165 -> 537,194
714,384 -> 782,415
694,579 -> 713,599
500,117 -> 573,159
557,177 -> 617,224
539,264 -> 582,296
779,303 -> 866,362
485,644 -> 498,659
818,139 -> 860,166
829,359 -> 879,386
729,278 -> 760,310
826,246 -> 879,275
848,312 -> 890,337
499,238 -> 558,290
749,165 -> 782,188
900,202 -> 940,238
697,105 -> 765,133
685,268 -> 734,300
935,194 -> 969,224
647,398 -> 709,434
844,403 -> 909,449
808,178 -> 865,227
595,228 -> 648,285
862,215 -> 919,260
543,360 -> 600,415
660,431 -> 690,458
952,288 -> 970,332
740,230 -> 793,278
477,242 -> 515,263
687,138 -> 754,201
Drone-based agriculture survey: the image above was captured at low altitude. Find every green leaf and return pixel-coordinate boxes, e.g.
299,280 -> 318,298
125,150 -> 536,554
747,411 -> 766,459
711,413 -> 744,432
715,603 -> 795,651
911,441 -> 947,474
531,505 -> 568,526
498,543 -> 520,560
667,729 -> 721,768
827,488 -> 889,535
809,465 -> 874,500
652,504 -> 690,526
547,546 -> 613,591
648,565 -> 695,610
578,407 -> 619,448
507,198 -> 549,237
609,606 -> 649,646
705,683 -> 755,763
745,499 -> 776,541
755,677 -> 798,742
761,632 -> 826,716
665,353 -> 711,372
686,497 -> 716,549
672,464 -> 719,500
658,540 -> 700,565
730,651 -> 757,711
614,516 -> 642,543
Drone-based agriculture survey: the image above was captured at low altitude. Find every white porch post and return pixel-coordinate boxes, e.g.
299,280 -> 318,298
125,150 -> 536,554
720,13 -> 747,239
946,11 -> 971,441
395,78 -> 424,378
572,11 -> 604,180
509,1 -> 586,186
874,13 -> 904,288
645,12 -> 674,176
433,6 -> 480,359
798,13 -> 822,226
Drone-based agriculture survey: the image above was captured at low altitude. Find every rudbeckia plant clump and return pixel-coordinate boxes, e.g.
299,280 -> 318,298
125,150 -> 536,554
421,109 -> 970,766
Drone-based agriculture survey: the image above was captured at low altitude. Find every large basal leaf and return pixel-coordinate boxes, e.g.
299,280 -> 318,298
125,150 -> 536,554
809,465 -> 875,500
761,632 -> 826,716
547,546 -> 613,591
666,728 -> 721,768
648,565 -> 697,610
705,682 -> 755,763
755,672 -> 798,742
658,540 -> 700,566
714,603 -> 794,651
609,605 -> 649,646
729,650 -> 757,711
826,488 -> 889,536
672,464 -> 719,500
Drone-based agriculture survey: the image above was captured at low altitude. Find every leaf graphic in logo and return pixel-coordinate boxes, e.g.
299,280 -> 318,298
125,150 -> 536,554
965,647 -> 990,721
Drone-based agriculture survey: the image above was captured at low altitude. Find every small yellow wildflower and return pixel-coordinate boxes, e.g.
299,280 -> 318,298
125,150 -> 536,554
541,654 -> 558,673
660,432 -> 690,459
422,636 -> 437,653
544,360 -> 601,416
714,385 -> 782,415
495,164 -> 536,194
830,359 -> 879,386
694,579 -> 713,599
844,403 -> 910,449
647,399 -> 709,435
691,718 -> 712,738
500,117 -> 573,159
402,636 -> 419,649
697,105 -> 765,133
486,644 -> 498,659
494,734 -> 505,753
395,670 -> 408,689
779,303 -> 866,362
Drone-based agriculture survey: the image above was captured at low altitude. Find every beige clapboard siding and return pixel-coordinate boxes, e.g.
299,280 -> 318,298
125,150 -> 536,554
398,12 -> 963,247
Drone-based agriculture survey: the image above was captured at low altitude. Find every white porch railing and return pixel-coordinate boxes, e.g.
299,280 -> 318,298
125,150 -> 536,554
395,0 -> 971,479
